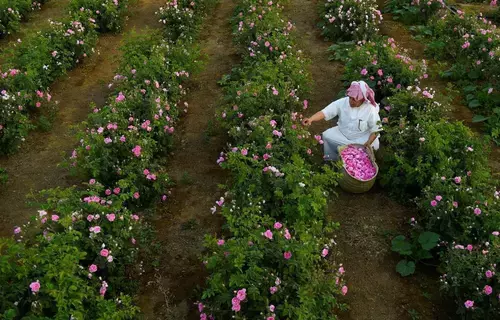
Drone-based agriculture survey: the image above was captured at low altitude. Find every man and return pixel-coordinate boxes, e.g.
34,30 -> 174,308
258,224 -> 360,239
302,81 -> 382,160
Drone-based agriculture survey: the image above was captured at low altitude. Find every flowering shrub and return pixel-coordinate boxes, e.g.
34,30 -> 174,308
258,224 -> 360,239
0,186 -> 143,318
157,0 -> 218,41
385,0 -> 444,24
329,38 -> 427,101
69,0 -> 130,32
199,0 -> 346,318
413,12 -> 500,141
201,222 -> 346,319
441,240 -> 500,319
0,0 -> 48,37
0,0 -> 217,317
319,0 -> 383,41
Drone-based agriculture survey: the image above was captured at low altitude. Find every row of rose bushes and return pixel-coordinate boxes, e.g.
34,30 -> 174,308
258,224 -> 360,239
196,1 -> 347,319
0,0 -> 130,155
319,0 -> 499,318
0,0 -> 49,37
0,0 -> 217,318
387,2 -> 500,143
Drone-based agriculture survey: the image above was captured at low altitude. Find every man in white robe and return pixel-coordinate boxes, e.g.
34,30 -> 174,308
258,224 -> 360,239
302,81 -> 382,160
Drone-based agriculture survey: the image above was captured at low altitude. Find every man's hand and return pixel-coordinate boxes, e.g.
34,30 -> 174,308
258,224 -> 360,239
302,118 -> 312,126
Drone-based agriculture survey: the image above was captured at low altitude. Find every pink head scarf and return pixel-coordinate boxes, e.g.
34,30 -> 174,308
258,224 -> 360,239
346,81 -> 377,107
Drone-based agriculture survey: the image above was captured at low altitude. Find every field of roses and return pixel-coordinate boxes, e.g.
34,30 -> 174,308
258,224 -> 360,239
196,1 -> 348,319
0,0 -> 49,37
0,0 -> 130,156
321,0 -> 499,318
0,0 -> 217,318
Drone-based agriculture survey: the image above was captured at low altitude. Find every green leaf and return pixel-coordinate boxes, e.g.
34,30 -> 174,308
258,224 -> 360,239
396,259 -> 416,276
418,231 -> 440,250
391,235 -> 412,255
468,100 -> 481,108
463,85 -> 476,93
472,115 -> 489,123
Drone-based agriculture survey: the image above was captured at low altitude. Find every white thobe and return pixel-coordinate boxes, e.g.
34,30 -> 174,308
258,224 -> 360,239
321,97 -> 382,160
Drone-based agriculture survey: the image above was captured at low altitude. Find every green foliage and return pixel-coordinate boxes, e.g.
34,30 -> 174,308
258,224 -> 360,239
413,12 -> 500,141
199,1 -> 346,319
379,90 -> 489,199
330,37 -> 427,101
69,0 -> 130,33
385,0 -> 444,24
202,222 -> 345,319
318,0 -> 382,41
0,0 -> 49,37
392,231 -> 439,276
441,240 -> 500,319
0,167 -> 7,185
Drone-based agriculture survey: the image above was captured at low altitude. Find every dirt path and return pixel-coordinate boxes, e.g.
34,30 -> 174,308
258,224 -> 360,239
0,0 -> 71,55
286,1 -> 454,319
136,1 -> 238,319
0,0 -> 169,237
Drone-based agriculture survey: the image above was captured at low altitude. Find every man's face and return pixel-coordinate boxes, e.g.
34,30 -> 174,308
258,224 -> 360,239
349,96 -> 364,108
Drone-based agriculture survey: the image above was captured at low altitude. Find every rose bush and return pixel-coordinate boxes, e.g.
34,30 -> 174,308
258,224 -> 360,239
319,0 -> 383,41
328,37 -> 427,101
385,0 -> 444,24
0,0 -> 49,37
199,0 -> 347,319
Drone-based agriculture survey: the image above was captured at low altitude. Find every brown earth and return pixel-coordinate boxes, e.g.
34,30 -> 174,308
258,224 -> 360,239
0,0 -> 172,237
136,1 -> 238,319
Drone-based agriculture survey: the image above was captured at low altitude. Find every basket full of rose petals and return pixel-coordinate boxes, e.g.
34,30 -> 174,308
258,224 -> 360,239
337,144 -> 378,193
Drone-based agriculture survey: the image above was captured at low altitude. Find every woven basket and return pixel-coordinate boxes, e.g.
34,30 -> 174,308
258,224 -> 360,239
337,144 -> 379,193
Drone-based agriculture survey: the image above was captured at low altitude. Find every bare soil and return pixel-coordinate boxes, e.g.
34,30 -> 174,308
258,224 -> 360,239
136,1 -> 238,318
0,0 -> 173,237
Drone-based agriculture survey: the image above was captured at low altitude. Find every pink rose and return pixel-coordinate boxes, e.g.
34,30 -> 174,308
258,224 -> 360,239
273,222 -> 282,229
321,248 -> 329,257
51,215 -> 59,221
283,251 -> 292,260
89,264 -> 98,273
341,285 -> 348,296
217,239 -> 225,246
236,288 -> 246,301
483,285 -> 493,295
464,300 -> 474,309
263,230 -> 273,240
29,281 -> 41,293
100,249 -> 109,257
